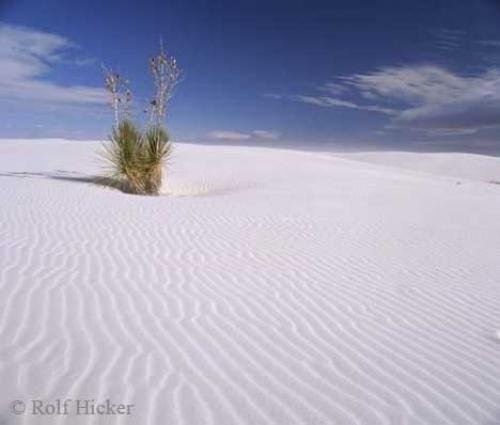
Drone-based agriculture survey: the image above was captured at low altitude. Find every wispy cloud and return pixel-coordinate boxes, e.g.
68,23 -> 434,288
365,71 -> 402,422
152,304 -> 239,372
0,23 -> 106,106
275,64 -> 500,136
268,73 -> 397,115
208,131 -> 251,141
291,94 -> 396,115
208,129 -> 280,141
318,82 -> 346,96
430,28 -> 465,51
478,40 -> 500,48
341,65 -> 476,106
262,93 -> 283,100
252,130 -> 280,140
345,65 -> 500,132
292,95 -> 357,108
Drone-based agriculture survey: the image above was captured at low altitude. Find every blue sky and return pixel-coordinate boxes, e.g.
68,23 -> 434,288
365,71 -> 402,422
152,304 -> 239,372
1,0 -> 500,152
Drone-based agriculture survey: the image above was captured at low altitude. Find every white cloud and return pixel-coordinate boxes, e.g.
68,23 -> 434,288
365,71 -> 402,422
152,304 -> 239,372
430,28 -> 465,51
479,40 -> 500,48
293,95 -> 357,108
0,23 -> 106,105
208,129 -> 280,141
319,82 -> 346,96
286,64 -> 500,135
342,65 -> 468,105
252,130 -> 280,140
345,65 -> 500,132
423,128 -> 478,137
396,97 -> 500,130
208,131 -> 251,141
291,94 -> 395,115
262,93 -> 283,100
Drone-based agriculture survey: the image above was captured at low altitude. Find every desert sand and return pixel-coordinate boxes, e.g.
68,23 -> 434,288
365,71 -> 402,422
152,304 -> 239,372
1,139 -> 500,425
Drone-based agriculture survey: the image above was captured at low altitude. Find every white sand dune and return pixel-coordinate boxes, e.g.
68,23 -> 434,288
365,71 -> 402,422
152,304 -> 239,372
334,151 -> 500,183
1,139 -> 500,425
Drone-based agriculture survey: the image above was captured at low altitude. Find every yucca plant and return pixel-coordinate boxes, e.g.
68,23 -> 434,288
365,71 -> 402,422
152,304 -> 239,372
101,43 -> 181,196
102,121 -> 172,195
141,126 -> 172,195
102,120 -> 144,193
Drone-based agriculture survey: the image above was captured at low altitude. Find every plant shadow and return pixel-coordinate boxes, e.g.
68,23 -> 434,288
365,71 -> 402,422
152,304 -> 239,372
0,170 -> 133,193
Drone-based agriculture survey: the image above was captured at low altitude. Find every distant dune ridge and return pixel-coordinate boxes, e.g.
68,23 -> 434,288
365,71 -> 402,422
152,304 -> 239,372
1,139 -> 500,425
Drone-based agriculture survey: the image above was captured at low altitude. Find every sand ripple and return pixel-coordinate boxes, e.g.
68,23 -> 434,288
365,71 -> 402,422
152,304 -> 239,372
1,141 -> 500,424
